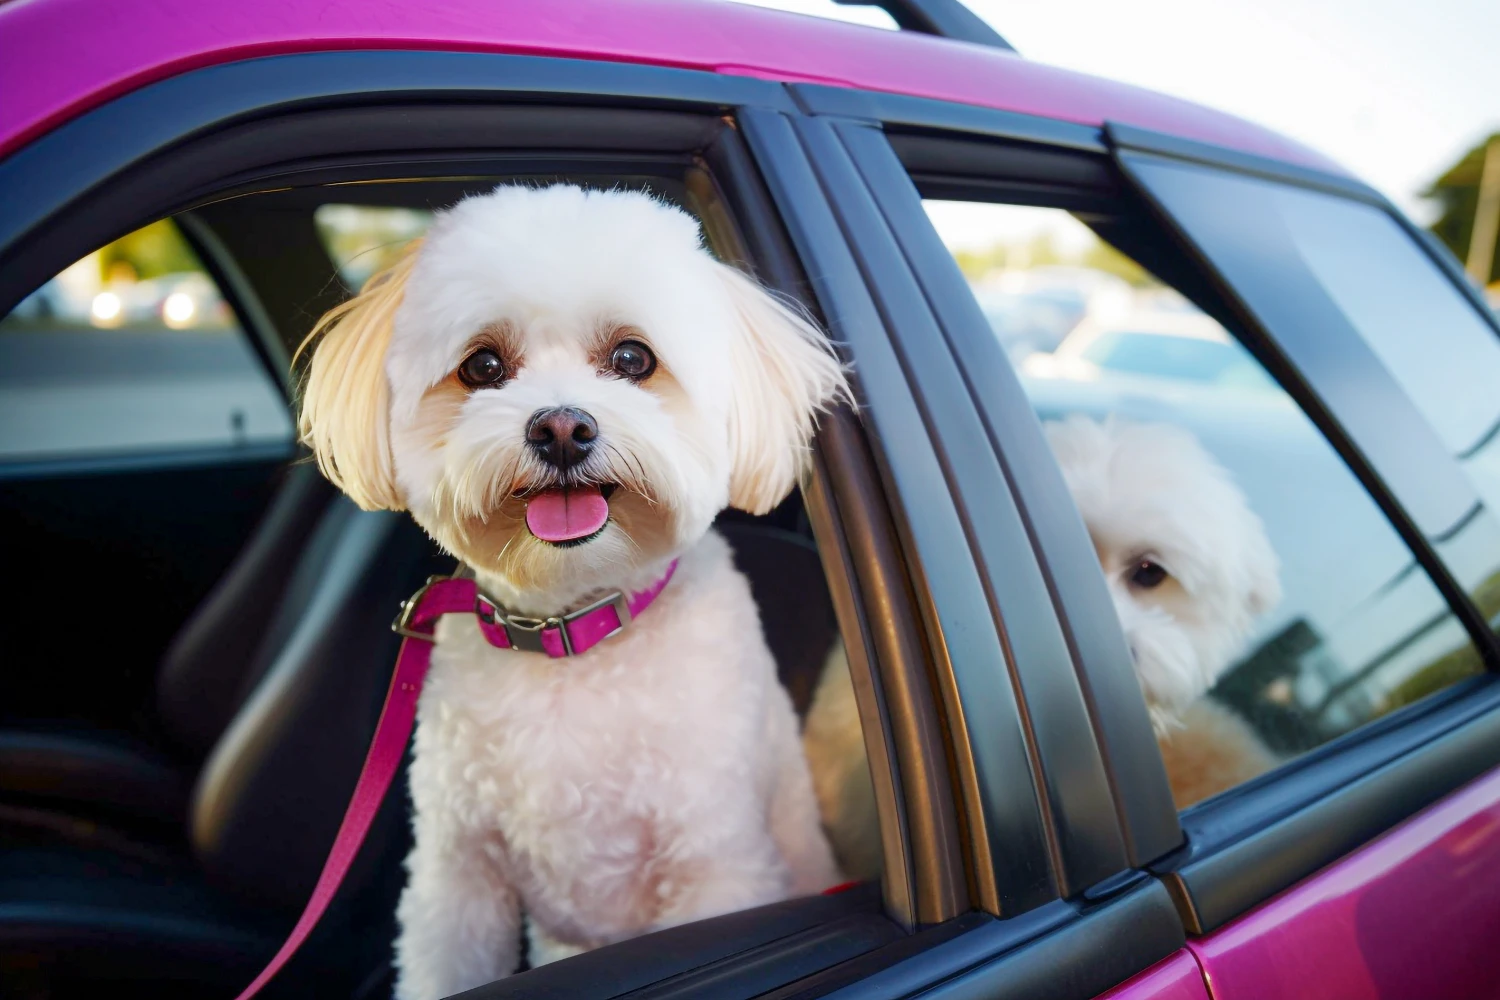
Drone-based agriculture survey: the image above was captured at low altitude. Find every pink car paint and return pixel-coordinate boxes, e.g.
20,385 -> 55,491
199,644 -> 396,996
1091,951 -> 1210,1000
1187,766 -> 1500,1000
0,0 -> 1343,172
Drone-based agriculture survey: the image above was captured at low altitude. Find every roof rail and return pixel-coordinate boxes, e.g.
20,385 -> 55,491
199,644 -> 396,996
833,0 -> 1016,51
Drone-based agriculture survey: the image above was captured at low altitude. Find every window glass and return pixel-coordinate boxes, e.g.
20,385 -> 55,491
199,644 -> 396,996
1123,163 -> 1500,641
925,199 -> 1484,807
0,220 -> 293,463
313,204 -> 432,292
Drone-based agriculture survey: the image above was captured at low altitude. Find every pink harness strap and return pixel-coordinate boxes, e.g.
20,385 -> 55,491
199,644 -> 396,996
233,564 -> 676,1000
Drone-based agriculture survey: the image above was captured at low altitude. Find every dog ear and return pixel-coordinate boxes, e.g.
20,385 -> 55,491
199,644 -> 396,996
718,264 -> 850,515
295,240 -> 423,512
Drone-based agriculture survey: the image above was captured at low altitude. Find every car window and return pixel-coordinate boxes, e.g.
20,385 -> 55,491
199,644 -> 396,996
0,219 -> 293,465
926,199 -> 1486,807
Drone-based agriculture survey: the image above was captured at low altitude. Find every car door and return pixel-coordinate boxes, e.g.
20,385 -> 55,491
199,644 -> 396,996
789,83 -> 1500,998
0,48 -> 1107,998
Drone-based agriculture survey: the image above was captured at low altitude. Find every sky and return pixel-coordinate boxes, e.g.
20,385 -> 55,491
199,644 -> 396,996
732,0 -> 1500,225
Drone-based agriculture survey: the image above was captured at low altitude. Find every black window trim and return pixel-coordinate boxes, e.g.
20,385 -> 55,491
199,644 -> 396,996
837,122 -> 1184,879
741,105 -> 1015,923
744,101 -> 1183,998
1108,121 -> 1500,350
832,115 -> 1179,896
0,50 -> 795,294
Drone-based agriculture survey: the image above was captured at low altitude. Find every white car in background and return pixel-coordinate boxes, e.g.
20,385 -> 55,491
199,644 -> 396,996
1021,306 -> 1279,394
969,265 -> 1134,362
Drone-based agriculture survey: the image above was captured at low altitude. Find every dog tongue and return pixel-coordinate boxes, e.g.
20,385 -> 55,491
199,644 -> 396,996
525,486 -> 609,543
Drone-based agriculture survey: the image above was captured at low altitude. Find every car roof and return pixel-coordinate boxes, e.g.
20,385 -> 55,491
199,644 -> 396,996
0,0 -> 1345,174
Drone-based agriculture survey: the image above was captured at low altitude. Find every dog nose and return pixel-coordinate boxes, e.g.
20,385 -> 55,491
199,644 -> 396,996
527,406 -> 598,469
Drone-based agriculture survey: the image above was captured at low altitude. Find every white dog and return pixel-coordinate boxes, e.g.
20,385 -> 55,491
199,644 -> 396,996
803,415 -> 1281,879
1042,415 -> 1281,807
298,184 -> 845,999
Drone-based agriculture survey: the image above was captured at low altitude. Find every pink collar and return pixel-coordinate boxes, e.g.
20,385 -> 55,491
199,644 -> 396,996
393,561 -> 678,658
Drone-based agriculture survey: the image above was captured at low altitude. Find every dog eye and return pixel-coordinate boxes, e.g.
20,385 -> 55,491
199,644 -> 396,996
1130,560 -> 1168,589
458,348 -> 507,389
609,340 -> 656,380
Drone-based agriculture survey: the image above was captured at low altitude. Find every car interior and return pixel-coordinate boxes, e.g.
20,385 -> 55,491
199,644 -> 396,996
0,173 -> 868,998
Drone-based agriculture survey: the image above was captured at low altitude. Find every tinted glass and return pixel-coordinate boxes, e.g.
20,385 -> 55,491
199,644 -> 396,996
0,220 -> 293,463
925,199 -> 1484,807
1128,161 -> 1500,640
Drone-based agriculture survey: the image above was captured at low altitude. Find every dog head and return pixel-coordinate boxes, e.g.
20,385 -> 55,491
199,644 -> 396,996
1044,415 -> 1280,734
298,184 -> 848,611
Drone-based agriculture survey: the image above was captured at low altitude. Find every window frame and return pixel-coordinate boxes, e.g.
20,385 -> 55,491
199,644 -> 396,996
837,86 -> 1500,940
744,103 -> 1192,994
0,48 -> 1058,997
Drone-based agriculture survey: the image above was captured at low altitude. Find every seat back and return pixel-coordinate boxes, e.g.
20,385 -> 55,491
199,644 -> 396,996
716,521 -> 839,718
190,499 -> 443,911
157,462 -> 336,758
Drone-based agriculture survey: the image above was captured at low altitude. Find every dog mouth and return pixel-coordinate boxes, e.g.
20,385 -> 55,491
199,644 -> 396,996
522,483 -> 618,545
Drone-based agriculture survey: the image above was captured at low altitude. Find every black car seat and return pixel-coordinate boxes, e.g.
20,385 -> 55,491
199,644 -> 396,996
0,505 -> 839,997
0,495 -> 442,997
0,462 -> 337,832
156,461 -> 339,759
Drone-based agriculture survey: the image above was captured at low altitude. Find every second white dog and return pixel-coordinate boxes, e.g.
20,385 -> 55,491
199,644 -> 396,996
298,184 -> 845,999
803,414 -> 1282,880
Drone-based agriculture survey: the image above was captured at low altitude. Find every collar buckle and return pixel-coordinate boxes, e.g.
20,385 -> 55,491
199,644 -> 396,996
474,588 -> 633,657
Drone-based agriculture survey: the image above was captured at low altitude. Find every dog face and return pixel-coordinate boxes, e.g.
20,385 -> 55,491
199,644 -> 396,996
298,185 -> 847,609
1044,416 -> 1280,733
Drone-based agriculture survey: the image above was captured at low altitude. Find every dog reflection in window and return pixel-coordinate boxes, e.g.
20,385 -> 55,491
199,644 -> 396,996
805,415 -> 1282,880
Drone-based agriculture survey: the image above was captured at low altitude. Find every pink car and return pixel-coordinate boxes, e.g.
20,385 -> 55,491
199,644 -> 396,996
2,2 -> 1498,998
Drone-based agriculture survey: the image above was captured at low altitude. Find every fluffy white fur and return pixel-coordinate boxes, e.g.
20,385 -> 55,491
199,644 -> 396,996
803,415 -> 1282,880
298,184 -> 846,999
1042,415 -> 1281,736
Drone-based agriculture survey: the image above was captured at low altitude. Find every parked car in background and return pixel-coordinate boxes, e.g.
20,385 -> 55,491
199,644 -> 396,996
971,265 -> 1134,361
3,1 -> 1499,998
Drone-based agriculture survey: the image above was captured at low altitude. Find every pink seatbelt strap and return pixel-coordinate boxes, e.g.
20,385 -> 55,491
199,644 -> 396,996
233,564 -> 676,1000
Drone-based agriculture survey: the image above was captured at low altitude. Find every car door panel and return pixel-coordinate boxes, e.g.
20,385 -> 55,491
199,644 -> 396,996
0,454 -> 289,736
1189,765 -> 1500,999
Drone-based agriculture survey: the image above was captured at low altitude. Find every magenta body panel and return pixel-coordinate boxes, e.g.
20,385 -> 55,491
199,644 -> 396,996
1090,951 -> 1209,1000
0,0 -> 1340,171
1186,767 -> 1500,1000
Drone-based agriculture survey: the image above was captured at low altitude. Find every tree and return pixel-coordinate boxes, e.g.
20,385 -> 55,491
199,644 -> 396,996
1424,132 -> 1500,287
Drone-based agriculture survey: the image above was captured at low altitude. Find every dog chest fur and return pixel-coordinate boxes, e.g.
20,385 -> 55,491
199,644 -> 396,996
403,531 -> 810,959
